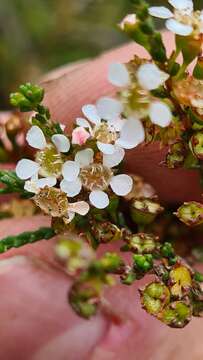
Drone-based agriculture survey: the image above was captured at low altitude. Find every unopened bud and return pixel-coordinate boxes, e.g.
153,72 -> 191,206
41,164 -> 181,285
133,254 -> 153,273
119,14 -> 137,31
131,198 -> 164,225
175,201 -> 203,226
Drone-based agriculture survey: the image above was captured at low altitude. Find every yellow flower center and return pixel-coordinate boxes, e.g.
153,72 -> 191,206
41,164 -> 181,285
80,163 -> 113,191
93,123 -> 118,144
36,144 -> 63,177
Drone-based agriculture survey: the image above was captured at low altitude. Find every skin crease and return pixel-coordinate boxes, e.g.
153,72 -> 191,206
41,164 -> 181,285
0,32 -> 203,360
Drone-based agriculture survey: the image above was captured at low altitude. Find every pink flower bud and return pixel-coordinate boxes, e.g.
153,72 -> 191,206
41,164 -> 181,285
72,127 -> 90,146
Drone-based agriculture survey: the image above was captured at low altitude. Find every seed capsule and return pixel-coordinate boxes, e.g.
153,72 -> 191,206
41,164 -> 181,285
175,201 -> 203,227
140,282 -> 170,316
126,233 -> 158,254
169,265 -> 192,298
190,132 -> 203,160
130,198 -> 164,225
159,301 -> 192,328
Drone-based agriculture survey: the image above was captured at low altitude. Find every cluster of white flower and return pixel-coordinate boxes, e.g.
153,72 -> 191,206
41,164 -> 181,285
149,0 -> 203,37
15,57 -> 174,221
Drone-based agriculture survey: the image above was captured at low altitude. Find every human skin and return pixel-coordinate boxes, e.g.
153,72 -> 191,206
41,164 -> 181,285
0,32 -> 203,360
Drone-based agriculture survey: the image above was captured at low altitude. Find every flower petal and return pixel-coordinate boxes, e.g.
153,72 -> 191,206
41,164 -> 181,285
76,117 -> 91,128
75,148 -> 94,167
168,0 -> 193,12
108,117 -> 126,132
97,142 -> 116,155
103,147 -> 125,168
116,117 -> 145,149
16,159 -> 40,180
26,126 -> 46,150
62,161 -> 80,181
52,134 -> 70,153
68,201 -> 90,215
64,212 -> 75,224
89,190 -> 109,209
110,174 -> 133,196
108,63 -> 130,87
96,97 -> 123,121
166,19 -> 193,36
36,176 -> 57,188
137,63 -> 169,90
148,6 -> 173,19
60,178 -> 82,197
149,101 -> 172,127
82,105 -> 101,125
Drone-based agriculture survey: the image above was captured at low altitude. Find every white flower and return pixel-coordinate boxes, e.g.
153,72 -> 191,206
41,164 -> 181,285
109,62 -> 172,128
148,0 -> 196,36
75,97 -> 145,154
16,126 -> 70,193
119,14 -> 137,30
60,148 -> 133,209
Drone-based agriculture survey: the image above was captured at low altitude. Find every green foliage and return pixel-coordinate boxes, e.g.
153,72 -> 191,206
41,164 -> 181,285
0,170 -> 30,197
0,227 -> 55,253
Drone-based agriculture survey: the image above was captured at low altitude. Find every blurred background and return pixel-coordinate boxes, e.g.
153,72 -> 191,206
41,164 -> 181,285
0,0 -> 201,108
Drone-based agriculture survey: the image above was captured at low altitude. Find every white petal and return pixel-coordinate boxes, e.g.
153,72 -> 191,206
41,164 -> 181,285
108,117 -> 126,132
59,123 -> 66,132
96,97 -> 123,121
168,0 -> 193,12
149,101 -> 172,127
89,190 -> 109,209
166,19 -> 193,36
26,126 -> 46,150
103,147 -> 125,168
75,148 -> 94,167
68,201 -> 90,216
97,142 -> 116,155
82,105 -> 101,125
148,6 -> 173,19
24,180 -> 38,194
116,117 -> 145,149
36,176 -> 57,189
76,117 -> 91,129
108,63 -> 130,87
65,212 -> 75,224
110,174 -> 133,196
62,161 -> 80,181
16,159 -> 40,180
52,134 -> 70,153
60,178 -> 82,197
137,63 -> 169,90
